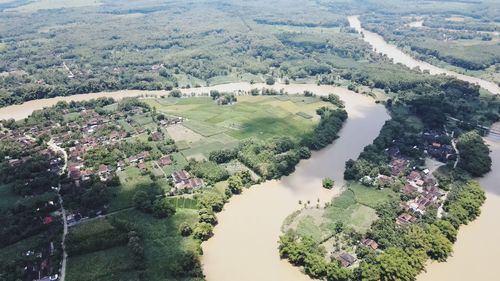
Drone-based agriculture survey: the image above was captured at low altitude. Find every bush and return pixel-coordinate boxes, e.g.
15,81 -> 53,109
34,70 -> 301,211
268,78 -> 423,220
322,178 -> 334,189
179,222 -> 193,236
193,222 -> 213,241
265,76 -> 275,85
152,198 -> 176,218
457,131 -> 492,177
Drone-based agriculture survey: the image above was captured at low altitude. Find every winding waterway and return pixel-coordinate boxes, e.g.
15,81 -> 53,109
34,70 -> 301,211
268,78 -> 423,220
201,84 -> 389,281
0,82 -> 389,281
346,14 -> 500,281
348,16 -> 500,95
418,133 -> 500,281
1,27 -> 498,278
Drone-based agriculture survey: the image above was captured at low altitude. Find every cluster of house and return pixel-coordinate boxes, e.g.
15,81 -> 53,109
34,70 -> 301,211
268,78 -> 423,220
24,241 -> 59,281
384,157 -> 446,225
158,116 -> 183,127
171,170 -> 205,191
334,238 -> 379,268
422,130 -> 455,162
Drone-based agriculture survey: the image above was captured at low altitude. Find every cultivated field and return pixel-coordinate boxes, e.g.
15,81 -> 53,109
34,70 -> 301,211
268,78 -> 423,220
145,95 -> 331,160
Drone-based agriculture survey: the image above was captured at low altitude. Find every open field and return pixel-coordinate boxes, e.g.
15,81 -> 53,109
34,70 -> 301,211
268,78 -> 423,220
287,182 -> 397,241
145,95 -> 330,160
66,246 -> 138,281
113,209 -> 201,281
111,166 -> 154,211
66,208 -> 200,281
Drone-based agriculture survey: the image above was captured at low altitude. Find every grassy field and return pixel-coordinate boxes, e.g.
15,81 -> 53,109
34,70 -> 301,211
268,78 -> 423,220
166,197 -> 199,209
289,183 -> 397,241
66,208 -> 201,281
110,166 -> 154,211
66,246 -> 138,281
145,95 -> 330,160
114,209 -> 201,281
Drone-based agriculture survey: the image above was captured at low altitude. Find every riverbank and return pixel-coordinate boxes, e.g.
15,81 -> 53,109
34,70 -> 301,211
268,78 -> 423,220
418,135 -> 500,281
201,85 -> 389,281
348,15 -> 500,95
0,82 -> 373,121
0,82 -> 388,281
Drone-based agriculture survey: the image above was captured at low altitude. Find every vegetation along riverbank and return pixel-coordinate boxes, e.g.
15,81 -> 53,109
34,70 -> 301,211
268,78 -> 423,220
0,86 -> 347,280
278,75 -> 496,280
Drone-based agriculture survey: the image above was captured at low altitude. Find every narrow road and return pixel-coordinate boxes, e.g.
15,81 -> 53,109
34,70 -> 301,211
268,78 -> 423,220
153,160 -> 169,181
57,187 -> 68,281
451,138 -> 460,169
47,139 -> 68,281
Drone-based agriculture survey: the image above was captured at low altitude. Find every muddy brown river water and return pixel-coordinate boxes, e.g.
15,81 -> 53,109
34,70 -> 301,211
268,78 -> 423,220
0,82 -> 389,281
346,15 -> 500,281
348,16 -> 500,95
0,68 -> 497,280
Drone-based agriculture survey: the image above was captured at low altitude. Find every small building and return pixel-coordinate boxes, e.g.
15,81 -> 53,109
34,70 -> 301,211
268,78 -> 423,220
407,171 -> 422,181
377,175 -> 394,188
98,165 -> 112,181
151,132 -> 163,141
43,216 -> 53,225
158,155 -> 172,166
396,213 -> 417,225
390,159 -> 408,176
401,184 -> 417,195
361,239 -> 379,250
172,170 -> 190,184
336,253 -> 356,267
81,170 -> 93,181
138,162 -> 147,172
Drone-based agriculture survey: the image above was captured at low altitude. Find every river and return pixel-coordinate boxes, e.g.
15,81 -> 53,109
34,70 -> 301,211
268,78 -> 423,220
347,15 -> 500,281
0,82 -> 389,281
347,16 -> 500,95
418,133 -> 500,281
0,18 -> 497,281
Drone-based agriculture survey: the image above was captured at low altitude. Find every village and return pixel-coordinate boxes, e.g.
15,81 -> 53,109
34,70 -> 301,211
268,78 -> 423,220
0,87 -> 349,281
0,98 -> 209,281
329,128 -> 458,269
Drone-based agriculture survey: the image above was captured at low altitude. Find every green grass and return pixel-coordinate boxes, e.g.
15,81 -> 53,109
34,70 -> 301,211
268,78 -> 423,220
322,184 -> 396,234
181,140 -> 238,160
321,190 -> 376,235
111,209 -> 201,281
63,112 -> 81,122
161,152 -> 188,175
66,246 -> 138,281
296,215 -> 324,241
296,111 -> 313,119
131,114 -> 154,126
292,183 -> 397,240
68,218 -> 115,241
349,182 -> 397,209
117,119 -> 134,133
182,120 -> 228,137
166,197 -> 199,209
145,96 -> 327,142
103,103 -> 118,112
110,166 -> 154,211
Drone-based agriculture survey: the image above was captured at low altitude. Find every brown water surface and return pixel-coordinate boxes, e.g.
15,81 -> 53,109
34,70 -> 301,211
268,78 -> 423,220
348,16 -> 500,95
418,133 -> 500,281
